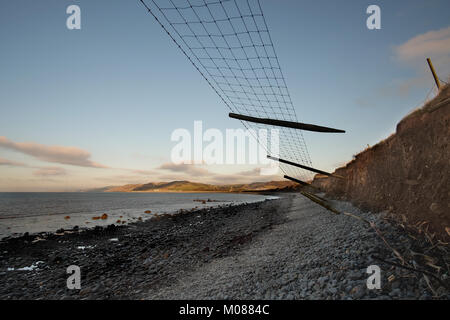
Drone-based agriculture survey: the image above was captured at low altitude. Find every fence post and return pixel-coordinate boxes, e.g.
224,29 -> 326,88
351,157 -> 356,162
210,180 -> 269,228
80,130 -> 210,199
427,58 -> 441,90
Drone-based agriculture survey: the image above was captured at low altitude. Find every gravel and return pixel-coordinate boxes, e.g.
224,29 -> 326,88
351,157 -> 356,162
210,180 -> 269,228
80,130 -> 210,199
143,194 -> 449,300
0,193 -> 448,300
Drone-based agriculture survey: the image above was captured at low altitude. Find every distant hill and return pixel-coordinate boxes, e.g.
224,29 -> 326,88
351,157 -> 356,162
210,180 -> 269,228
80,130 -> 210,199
86,180 -> 300,193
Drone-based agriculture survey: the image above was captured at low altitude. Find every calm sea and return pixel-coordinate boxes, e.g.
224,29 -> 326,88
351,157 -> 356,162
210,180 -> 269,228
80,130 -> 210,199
0,192 -> 277,238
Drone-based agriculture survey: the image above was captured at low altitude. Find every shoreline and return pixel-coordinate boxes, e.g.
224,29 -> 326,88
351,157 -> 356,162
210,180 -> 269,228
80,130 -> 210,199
0,195 -> 288,299
0,193 -> 448,300
0,192 -> 279,241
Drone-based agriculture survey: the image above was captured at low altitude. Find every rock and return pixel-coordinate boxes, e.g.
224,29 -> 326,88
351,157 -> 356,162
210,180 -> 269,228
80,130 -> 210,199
436,286 -> 447,297
350,285 -> 365,299
79,288 -> 91,296
91,284 -> 101,293
420,293 -> 431,300
348,271 -> 362,280
49,253 -> 63,264
389,289 -> 401,297
391,281 -> 400,290
318,276 -> 329,287
328,287 -> 337,295
429,203 -> 442,214
106,224 -> 116,231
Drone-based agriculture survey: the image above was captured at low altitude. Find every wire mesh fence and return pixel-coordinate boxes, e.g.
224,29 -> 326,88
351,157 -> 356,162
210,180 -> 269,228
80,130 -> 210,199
140,0 -> 314,181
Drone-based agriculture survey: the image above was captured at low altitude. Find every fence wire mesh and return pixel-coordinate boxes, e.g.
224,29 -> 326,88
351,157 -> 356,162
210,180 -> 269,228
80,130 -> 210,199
140,0 -> 314,181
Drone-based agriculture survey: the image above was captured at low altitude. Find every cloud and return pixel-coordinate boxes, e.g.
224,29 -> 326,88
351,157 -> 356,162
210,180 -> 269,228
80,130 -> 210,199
156,162 -> 282,184
393,27 -> 450,95
394,26 -> 450,88
234,168 -> 262,176
33,167 -> 67,177
1,156 -> 68,177
0,157 -> 27,167
207,172 -> 280,185
95,174 -> 148,184
0,136 -> 107,168
394,26 -> 450,65
130,169 -> 157,175
158,162 -> 211,176
209,166 -> 283,184
355,27 -> 450,107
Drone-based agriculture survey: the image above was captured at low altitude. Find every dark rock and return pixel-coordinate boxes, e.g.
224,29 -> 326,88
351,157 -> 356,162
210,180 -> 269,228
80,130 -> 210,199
49,253 -> 63,264
350,285 -> 366,299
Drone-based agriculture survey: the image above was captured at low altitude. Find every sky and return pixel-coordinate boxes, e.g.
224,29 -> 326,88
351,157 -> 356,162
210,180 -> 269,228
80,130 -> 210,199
0,0 -> 449,191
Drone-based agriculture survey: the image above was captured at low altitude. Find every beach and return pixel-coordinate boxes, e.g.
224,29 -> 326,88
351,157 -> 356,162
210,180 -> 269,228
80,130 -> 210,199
0,192 -> 276,238
0,193 -> 448,300
0,195 -> 286,299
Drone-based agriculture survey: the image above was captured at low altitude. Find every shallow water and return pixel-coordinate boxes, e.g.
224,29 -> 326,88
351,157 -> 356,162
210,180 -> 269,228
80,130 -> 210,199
0,192 -> 277,238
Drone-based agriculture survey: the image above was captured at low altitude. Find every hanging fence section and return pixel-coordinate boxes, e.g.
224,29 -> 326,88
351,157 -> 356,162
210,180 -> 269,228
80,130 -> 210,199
138,0 -> 336,181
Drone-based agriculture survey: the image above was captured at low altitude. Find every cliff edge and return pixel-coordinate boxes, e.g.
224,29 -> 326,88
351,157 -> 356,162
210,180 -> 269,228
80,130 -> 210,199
312,84 -> 450,240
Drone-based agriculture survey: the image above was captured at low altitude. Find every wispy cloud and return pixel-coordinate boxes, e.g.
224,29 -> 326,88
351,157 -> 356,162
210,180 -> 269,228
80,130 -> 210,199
0,136 -> 107,168
0,157 -> 27,167
394,26 -> 450,65
355,26 -> 450,108
393,25 -> 450,92
233,168 -> 263,177
130,169 -> 157,175
157,162 -> 281,184
158,162 -> 210,176
1,156 -> 68,177
207,172 -> 280,185
32,166 -> 67,177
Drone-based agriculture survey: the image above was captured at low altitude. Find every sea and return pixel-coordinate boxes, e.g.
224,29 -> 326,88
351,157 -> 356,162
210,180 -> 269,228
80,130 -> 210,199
0,192 -> 277,239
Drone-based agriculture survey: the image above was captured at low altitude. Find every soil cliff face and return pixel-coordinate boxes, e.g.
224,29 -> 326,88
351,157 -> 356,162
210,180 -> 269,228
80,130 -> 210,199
312,84 -> 450,240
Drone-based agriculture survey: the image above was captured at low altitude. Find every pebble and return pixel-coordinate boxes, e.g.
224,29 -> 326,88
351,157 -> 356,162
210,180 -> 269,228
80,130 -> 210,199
1,195 -> 447,300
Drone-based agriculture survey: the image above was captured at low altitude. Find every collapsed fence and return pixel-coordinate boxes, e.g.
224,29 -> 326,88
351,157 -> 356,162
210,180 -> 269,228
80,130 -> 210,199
138,0 -> 448,291
138,0 -> 344,183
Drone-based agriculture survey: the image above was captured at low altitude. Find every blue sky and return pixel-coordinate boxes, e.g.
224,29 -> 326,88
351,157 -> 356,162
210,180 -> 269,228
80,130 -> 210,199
0,0 -> 449,191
